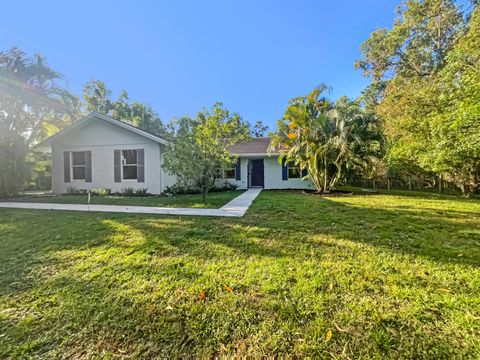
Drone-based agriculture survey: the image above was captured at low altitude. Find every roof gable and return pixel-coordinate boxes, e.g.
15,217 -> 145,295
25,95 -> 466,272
36,112 -> 168,151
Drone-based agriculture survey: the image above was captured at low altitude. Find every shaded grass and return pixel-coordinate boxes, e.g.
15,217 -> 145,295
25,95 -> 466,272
9,190 -> 244,209
0,191 -> 479,358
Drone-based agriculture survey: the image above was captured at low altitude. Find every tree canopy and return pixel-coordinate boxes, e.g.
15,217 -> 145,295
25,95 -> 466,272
0,47 -> 79,144
0,47 -> 79,196
163,103 -> 250,201
356,0 -> 479,195
251,121 -> 269,137
271,86 -> 383,193
82,80 -> 166,136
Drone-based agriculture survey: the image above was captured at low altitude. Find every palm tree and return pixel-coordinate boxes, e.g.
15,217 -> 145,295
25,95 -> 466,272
0,47 -> 79,145
270,86 -> 382,193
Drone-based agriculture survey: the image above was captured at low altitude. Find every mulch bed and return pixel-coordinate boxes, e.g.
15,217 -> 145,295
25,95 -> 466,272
303,189 -> 354,197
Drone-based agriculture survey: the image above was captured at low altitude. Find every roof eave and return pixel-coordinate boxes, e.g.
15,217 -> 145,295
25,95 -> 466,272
230,152 -> 280,157
34,112 -> 169,151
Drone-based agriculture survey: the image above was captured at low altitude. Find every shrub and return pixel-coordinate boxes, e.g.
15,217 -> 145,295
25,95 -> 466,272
120,187 -> 149,197
134,188 -> 149,196
212,181 -> 238,192
162,183 -> 198,196
90,188 -> 111,196
162,182 -> 237,196
66,187 -> 87,195
120,187 -> 135,196
0,129 -> 29,198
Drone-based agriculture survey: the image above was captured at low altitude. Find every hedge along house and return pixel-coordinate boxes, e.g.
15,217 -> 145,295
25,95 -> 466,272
36,112 -> 176,195
225,137 -> 314,190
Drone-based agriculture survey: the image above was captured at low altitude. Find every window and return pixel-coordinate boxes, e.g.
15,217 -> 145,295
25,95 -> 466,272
224,166 -> 236,179
71,151 -> 86,180
122,149 -> 138,180
288,165 -> 301,179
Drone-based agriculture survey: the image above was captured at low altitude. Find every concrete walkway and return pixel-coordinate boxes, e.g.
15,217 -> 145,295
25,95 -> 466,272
0,189 -> 262,217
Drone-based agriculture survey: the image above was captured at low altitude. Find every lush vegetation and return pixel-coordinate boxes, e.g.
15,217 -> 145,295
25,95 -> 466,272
1,0 -> 478,198
11,190 -> 243,209
356,0 -> 480,196
163,104 -> 250,202
82,79 -> 167,137
270,86 -> 382,193
1,191 -> 479,358
0,51 -> 270,198
0,48 -> 78,197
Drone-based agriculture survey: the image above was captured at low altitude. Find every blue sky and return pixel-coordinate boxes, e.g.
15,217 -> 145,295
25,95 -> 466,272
1,0 -> 399,129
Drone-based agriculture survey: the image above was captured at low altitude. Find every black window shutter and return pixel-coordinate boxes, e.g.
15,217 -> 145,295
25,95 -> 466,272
281,158 -> 288,181
63,151 -> 70,183
301,167 -> 308,177
114,150 -> 121,183
137,149 -> 145,183
235,158 -> 241,181
85,151 -> 92,183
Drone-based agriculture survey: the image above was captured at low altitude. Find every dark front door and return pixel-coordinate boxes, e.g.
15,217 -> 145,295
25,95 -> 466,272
250,159 -> 264,187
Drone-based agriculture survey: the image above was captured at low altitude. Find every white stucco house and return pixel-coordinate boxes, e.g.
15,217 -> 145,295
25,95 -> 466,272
225,137 -> 314,190
36,112 -> 314,194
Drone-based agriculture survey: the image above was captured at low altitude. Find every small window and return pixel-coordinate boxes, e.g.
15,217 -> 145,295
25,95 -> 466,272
224,166 -> 236,179
71,151 -> 86,180
122,150 -> 138,180
288,165 -> 301,179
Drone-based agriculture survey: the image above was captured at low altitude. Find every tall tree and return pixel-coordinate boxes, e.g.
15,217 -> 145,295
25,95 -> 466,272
82,80 -> 166,136
222,106 -> 251,142
355,0 -> 464,81
83,79 -> 114,115
0,47 -> 79,144
0,47 -> 79,196
355,0 -> 477,194
270,86 -> 382,193
129,102 -> 166,136
420,5 -> 480,194
163,104 -> 247,201
251,120 -> 269,137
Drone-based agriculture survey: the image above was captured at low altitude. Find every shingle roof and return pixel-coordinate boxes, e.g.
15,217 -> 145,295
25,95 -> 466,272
228,137 -> 278,155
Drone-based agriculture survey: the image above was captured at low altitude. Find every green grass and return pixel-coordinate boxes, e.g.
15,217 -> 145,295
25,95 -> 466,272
0,191 -> 479,358
10,190 -> 244,209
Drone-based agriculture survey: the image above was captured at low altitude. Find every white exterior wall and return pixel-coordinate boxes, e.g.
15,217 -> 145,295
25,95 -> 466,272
263,156 -> 314,190
160,153 -> 177,190
217,157 -> 249,189
218,156 -> 314,190
51,120 -> 171,195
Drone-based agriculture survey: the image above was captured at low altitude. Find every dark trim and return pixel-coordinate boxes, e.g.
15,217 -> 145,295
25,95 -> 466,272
235,158 -> 241,181
281,158 -> 288,181
63,151 -> 70,183
114,150 -> 121,183
85,151 -> 92,183
137,148 -> 145,183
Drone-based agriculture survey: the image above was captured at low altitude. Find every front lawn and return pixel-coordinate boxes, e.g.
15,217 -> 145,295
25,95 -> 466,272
9,190 -> 244,209
0,191 -> 479,358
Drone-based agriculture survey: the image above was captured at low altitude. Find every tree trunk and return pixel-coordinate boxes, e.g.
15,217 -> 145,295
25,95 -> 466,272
387,178 -> 391,191
408,177 -> 412,191
438,173 -> 443,193
202,185 -> 208,203
372,179 -> 376,189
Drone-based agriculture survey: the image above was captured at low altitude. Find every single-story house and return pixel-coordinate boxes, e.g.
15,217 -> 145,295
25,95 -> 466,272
36,112 -> 314,194
225,137 -> 314,190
